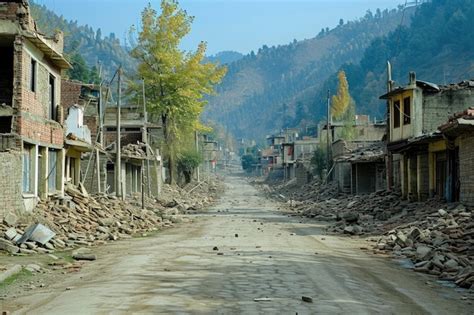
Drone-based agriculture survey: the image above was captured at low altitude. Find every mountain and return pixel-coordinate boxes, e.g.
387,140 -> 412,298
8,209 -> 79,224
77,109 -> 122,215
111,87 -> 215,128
203,7 -> 414,140
206,51 -> 244,65
338,0 -> 474,117
30,2 -> 136,80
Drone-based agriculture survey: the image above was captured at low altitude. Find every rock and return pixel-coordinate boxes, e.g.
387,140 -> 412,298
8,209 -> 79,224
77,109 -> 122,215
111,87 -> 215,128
0,239 -> 19,254
25,264 -> 42,273
343,212 -> 359,223
302,296 -> 313,303
4,227 -> 17,241
213,246 -> 219,251
3,212 -> 18,227
235,234 -> 239,238
72,254 -> 97,261
444,259 -> 459,270
416,245 -> 432,260
344,226 -> 355,235
72,247 -> 91,256
19,248 -> 37,255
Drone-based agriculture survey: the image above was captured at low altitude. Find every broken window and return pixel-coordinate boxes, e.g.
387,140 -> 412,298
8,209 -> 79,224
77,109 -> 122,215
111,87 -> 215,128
48,149 -> 58,191
30,58 -> 37,92
0,46 -> 14,106
49,74 -> 56,120
403,97 -> 411,125
22,144 -> 33,193
393,100 -> 401,128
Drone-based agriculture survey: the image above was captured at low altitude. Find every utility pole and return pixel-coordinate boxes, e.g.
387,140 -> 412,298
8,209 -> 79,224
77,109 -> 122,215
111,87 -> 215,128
142,79 -> 151,197
195,130 -> 200,182
326,89 -> 331,181
116,67 -> 122,199
386,61 -> 394,191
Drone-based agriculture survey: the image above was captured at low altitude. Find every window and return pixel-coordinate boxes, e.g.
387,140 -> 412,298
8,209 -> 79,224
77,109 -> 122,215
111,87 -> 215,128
22,144 -> 33,193
49,74 -> 56,120
30,59 -> 36,92
403,97 -> 411,125
393,100 -> 401,128
48,149 -> 57,191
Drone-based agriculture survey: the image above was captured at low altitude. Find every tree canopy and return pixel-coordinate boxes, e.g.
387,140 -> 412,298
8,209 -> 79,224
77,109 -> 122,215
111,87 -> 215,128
130,0 -> 226,183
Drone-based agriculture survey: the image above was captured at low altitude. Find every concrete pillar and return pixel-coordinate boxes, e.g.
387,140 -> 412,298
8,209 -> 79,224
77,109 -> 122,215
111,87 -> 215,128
38,147 -> 49,199
58,148 -> 65,197
417,153 -> 429,201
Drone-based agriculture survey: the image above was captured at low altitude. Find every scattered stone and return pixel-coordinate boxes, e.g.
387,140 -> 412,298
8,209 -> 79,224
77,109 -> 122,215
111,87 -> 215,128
235,234 -> 239,238
213,246 -> 219,251
3,212 -> 18,227
302,296 -> 313,303
72,254 -> 97,261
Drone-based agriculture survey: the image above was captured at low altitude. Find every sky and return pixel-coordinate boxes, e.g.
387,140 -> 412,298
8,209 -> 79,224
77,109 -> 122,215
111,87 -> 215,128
34,0 -> 403,55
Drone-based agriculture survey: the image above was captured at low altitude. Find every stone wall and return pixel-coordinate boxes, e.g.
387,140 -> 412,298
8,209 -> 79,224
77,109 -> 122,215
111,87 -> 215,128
0,150 -> 25,217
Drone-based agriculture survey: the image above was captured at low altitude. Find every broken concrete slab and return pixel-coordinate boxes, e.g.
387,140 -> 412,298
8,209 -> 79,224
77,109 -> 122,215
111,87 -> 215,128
17,224 -> 56,245
3,212 -> 18,227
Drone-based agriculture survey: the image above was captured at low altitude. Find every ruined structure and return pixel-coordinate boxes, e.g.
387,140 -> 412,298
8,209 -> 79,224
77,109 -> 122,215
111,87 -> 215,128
381,72 -> 474,202
0,0 -> 70,215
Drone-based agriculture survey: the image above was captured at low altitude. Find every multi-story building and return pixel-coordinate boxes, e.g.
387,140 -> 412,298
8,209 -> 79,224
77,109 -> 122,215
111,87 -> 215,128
0,0 -> 70,214
381,72 -> 474,202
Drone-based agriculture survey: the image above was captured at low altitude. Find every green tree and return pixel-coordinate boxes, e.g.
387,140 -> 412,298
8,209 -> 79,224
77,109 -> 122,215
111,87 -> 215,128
130,1 -> 226,184
241,154 -> 256,173
68,53 -> 90,82
177,150 -> 202,184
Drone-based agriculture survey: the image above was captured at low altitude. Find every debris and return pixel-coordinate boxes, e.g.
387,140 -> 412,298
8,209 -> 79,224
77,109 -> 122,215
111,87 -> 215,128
3,212 -> 18,227
254,298 -> 272,302
235,234 -> 239,238
17,224 -> 56,245
213,246 -> 219,251
72,254 -> 97,261
302,296 -> 313,303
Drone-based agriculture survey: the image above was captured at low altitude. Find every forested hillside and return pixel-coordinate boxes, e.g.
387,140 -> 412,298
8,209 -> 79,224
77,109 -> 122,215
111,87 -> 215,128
206,51 -> 244,65
336,0 -> 474,117
30,2 -> 136,80
203,7 -> 413,140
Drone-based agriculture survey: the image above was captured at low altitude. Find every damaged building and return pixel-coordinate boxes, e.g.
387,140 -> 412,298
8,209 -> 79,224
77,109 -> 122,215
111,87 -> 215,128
381,72 -> 474,202
0,0 -> 71,215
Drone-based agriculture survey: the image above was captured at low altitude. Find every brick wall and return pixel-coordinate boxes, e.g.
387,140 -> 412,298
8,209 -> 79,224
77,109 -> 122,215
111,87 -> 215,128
0,150 -> 25,218
14,39 -> 64,145
61,80 -> 82,112
459,134 -> 474,206
16,115 -> 63,145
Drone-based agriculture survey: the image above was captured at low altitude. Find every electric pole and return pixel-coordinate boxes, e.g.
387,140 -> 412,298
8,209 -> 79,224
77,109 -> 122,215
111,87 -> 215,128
116,67 -> 122,199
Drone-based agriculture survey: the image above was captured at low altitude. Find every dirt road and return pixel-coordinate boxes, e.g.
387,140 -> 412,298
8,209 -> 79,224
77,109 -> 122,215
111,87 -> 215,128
2,175 -> 471,314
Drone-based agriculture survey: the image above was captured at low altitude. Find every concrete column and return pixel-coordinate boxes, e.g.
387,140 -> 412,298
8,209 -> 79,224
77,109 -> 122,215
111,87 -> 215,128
58,148 -> 65,197
33,144 -> 39,197
39,147 -> 48,199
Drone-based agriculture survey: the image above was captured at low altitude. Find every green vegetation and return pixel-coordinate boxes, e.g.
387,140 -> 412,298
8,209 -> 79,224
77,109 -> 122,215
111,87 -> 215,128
1,268 -> 32,286
204,7 -> 411,141
31,2 -> 136,79
177,151 -> 202,184
129,0 -> 226,184
311,147 -> 327,180
241,154 -> 257,173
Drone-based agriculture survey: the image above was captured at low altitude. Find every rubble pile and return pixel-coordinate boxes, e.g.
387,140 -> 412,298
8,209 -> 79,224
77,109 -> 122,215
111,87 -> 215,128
375,205 -> 474,289
260,178 -> 473,289
0,177 -> 223,256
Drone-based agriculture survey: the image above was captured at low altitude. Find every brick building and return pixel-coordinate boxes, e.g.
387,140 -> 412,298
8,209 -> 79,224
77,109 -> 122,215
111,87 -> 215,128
0,0 -> 70,215
439,108 -> 474,206
381,72 -> 474,202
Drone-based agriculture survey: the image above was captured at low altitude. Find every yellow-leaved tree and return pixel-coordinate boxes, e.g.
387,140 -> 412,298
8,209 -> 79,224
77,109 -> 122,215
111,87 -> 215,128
331,70 -> 355,140
130,0 -> 227,184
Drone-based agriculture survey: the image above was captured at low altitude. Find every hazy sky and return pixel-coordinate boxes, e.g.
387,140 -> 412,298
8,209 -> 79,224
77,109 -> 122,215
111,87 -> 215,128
34,0 -> 403,55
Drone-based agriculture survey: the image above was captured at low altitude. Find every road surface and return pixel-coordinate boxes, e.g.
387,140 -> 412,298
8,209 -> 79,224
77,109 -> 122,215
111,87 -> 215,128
2,175 -> 471,314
